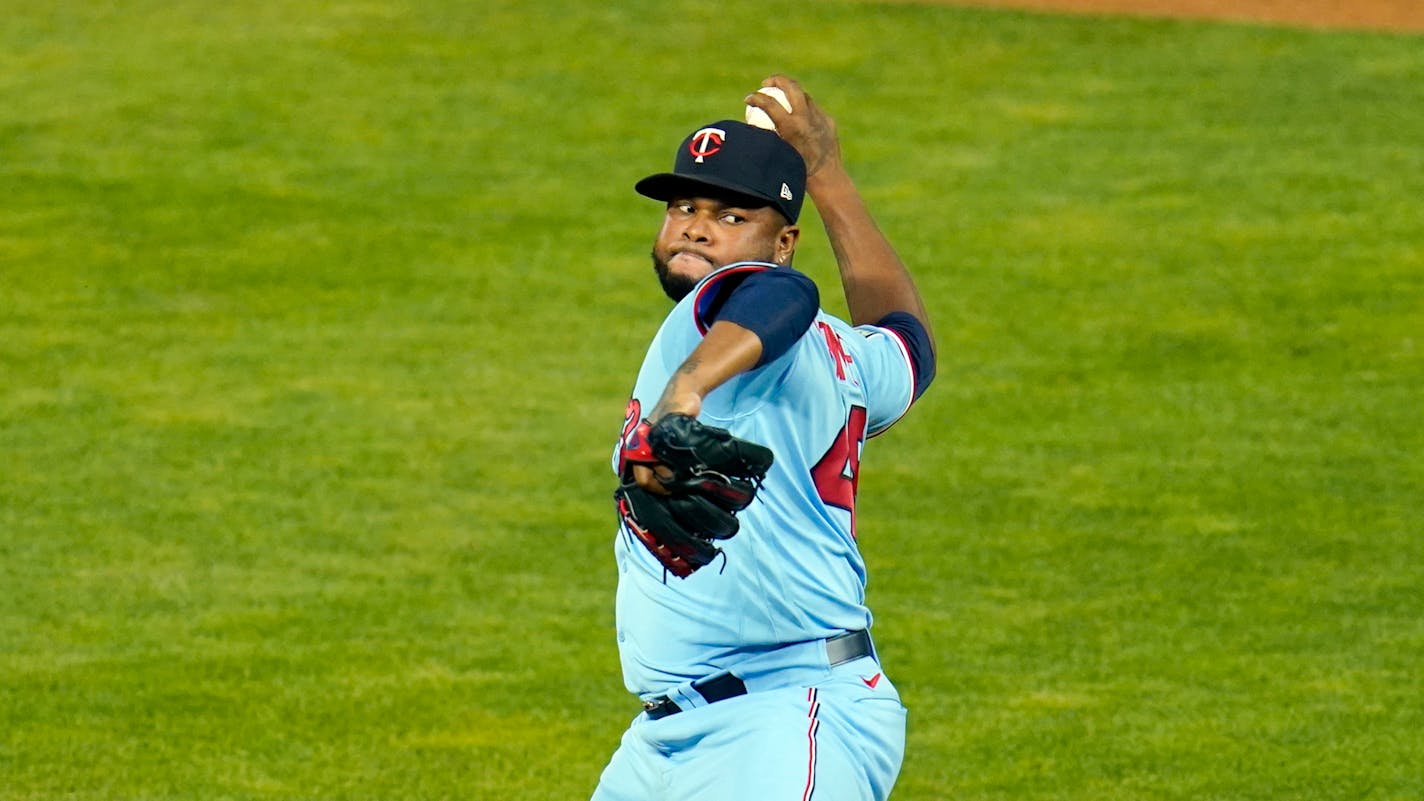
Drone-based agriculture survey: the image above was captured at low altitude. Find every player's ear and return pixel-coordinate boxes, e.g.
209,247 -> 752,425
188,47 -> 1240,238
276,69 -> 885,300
774,225 -> 799,265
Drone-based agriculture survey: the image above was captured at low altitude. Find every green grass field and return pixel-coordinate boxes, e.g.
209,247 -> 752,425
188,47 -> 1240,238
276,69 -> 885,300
3,1 -> 1421,799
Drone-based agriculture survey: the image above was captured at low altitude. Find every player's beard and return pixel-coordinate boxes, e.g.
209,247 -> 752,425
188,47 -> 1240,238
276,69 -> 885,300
650,250 -> 701,302
650,249 -> 776,302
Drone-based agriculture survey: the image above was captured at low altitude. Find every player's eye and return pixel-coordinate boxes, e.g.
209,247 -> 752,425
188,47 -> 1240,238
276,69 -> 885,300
720,212 -> 745,224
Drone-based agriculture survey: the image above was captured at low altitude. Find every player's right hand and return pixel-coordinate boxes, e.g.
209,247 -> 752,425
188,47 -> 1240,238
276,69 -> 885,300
747,75 -> 842,180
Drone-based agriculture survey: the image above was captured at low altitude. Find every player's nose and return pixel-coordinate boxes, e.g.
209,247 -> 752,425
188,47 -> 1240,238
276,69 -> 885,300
679,211 -> 713,243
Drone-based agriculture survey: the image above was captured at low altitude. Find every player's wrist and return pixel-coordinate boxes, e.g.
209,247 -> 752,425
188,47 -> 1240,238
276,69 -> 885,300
805,162 -> 854,199
650,386 -> 704,423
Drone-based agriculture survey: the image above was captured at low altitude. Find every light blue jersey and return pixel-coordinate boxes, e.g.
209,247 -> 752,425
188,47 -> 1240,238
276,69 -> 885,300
611,262 -> 919,698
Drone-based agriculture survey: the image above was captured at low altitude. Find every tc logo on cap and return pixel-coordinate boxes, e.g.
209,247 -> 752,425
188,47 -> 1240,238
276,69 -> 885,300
689,127 -> 726,164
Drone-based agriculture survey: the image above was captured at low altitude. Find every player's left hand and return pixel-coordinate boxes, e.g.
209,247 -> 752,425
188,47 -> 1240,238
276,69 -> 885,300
635,392 -> 704,495
616,414 -> 774,578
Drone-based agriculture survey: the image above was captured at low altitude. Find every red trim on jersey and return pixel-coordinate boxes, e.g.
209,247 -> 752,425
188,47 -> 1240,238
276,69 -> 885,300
802,688 -> 821,801
692,263 -> 773,336
882,326 -> 917,401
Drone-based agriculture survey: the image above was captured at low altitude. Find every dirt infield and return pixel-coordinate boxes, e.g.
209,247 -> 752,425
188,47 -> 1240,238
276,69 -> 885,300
923,0 -> 1424,32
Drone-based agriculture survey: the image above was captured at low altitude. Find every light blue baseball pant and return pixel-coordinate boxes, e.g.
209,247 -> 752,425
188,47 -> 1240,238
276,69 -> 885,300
590,654 -> 906,801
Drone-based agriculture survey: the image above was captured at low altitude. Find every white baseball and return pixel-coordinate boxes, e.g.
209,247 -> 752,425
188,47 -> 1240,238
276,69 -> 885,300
745,86 -> 792,130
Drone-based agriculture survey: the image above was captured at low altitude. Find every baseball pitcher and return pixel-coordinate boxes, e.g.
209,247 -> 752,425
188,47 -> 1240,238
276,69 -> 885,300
591,75 -> 936,801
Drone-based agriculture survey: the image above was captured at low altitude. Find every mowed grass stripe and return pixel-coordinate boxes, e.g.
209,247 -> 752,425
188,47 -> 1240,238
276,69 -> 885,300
3,2 -> 1421,799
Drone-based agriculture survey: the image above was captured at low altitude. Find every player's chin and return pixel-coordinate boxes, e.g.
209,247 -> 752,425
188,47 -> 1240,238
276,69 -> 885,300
651,253 -> 707,302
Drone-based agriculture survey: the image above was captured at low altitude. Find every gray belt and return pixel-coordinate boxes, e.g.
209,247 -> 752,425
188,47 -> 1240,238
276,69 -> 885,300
642,630 -> 874,720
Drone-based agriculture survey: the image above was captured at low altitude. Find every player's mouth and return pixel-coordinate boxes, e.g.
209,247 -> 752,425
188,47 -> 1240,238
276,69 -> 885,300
669,249 -> 715,270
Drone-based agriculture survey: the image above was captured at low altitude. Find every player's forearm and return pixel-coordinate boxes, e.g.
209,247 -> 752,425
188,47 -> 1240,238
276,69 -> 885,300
809,164 -> 934,342
650,321 -> 763,421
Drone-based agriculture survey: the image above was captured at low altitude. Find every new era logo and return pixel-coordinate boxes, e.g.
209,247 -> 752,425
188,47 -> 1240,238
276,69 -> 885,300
780,182 -> 794,201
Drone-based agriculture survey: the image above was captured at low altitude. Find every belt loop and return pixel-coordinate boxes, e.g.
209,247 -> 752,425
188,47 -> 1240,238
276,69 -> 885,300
667,682 -> 704,712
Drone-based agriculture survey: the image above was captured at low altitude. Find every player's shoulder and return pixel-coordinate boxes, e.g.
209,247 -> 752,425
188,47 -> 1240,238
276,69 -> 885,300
686,261 -> 809,334
646,263 -> 782,357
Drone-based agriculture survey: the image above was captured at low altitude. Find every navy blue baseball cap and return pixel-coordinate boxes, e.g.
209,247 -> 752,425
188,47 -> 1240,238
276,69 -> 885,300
636,119 -> 807,223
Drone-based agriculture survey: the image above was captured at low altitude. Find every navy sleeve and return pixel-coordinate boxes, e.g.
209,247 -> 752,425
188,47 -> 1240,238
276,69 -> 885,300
873,311 -> 936,401
708,268 -> 820,368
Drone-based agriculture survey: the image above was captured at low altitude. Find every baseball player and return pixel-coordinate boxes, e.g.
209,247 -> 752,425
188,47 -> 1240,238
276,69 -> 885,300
591,75 -> 936,801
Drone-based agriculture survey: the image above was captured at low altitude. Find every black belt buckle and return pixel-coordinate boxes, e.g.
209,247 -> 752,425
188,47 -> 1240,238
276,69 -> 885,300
642,696 -> 680,720
642,672 -> 748,721
826,629 -> 873,667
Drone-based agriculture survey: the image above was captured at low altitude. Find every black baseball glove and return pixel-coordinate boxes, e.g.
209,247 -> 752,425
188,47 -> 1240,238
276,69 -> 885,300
615,413 -> 774,579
